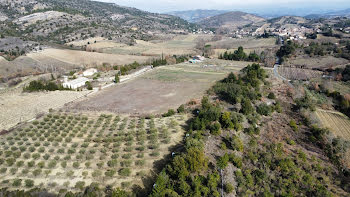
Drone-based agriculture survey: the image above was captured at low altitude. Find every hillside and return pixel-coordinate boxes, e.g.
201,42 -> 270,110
0,0 -> 197,46
198,11 -> 265,30
167,9 -> 230,23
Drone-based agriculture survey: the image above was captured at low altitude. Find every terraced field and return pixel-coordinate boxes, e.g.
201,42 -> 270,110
0,113 -> 187,193
278,67 -> 322,80
315,108 -> 350,140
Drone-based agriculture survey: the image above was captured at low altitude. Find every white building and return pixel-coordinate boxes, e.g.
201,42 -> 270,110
63,77 -> 89,89
83,68 -> 98,77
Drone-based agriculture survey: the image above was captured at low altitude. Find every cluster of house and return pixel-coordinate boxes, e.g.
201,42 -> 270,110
272,27 -> 313,40
62,68 -> 97,89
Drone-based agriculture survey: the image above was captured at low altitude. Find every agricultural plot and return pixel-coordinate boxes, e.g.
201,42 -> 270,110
208,37 -> 276,50
27,48 -> 150,67
285,56 -> 349,70
70,60 -> 249,114
0,90 -> 90,131
0,113 -> 187,193
315,108 -> 350,140
100,35 -> 209,56
278,67 -> 322,80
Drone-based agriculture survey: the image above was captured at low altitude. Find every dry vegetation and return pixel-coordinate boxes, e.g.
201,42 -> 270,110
27,49 -> 150,67
315,108 -> 350,140
285,55 -> 349,70
278,67 -> 323,80
0,112 -> 187,193
0,90 -> 90,131
100,35 -> 209,56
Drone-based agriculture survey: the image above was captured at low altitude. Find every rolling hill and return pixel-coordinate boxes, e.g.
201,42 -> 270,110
198,11 -> 265,30
167,9 -> 230,23
0,0 -> 197,45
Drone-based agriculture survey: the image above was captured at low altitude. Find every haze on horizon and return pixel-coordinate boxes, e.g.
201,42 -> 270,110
98,0 -> 350,16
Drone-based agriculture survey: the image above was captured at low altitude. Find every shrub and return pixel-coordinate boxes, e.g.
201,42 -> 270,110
12,179 -> 22,187
268,92 -> 276,99
135,160 -> 146,166
24,179 -> 34,188
225,183 -> 234,193
162,109 -> 176,117
177,105 -> 185,113
6,158 -> 15,166
119,168 -> 131,176
43,154 -> 50,160
73,162 -> 80,168
256,103 -> 273,116
107,160 -> 118,167
16,161 -> 24,167
289,120 -> 299,132
75,181 -> 85,191
61,161 -> 67,168
10,167 -> 18,175
105,169 -> 116,177
33,169 -> 41,177
0,168 -> 7,174
231,135 -> 244,152
150,151 -> 160,157
92,170 -> 102,178
120,160 -> 132,167
48,161 -> 57,168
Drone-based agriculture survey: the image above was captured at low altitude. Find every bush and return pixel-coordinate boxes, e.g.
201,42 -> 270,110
25,179 -> 34,188
177,104 -> 185,113
210,122 -> 222,136
268,92 -> 276,99
256,103 -> 273,116
12,179 -> 22,187
75,181 -> 85,190
289,120 -> 299,132
105,169 -> 116,177
225,183 -> 234,193
162,109 -> 176,117
48,160 -> 57,168
73,162 -> 80,168
119,168 -> 131,176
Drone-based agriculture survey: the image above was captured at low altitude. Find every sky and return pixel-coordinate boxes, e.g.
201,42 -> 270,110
97,0 -> 350,16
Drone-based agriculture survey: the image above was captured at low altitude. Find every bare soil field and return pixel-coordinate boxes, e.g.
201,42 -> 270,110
0,112 -> 187,193
69,60 -> 249,114
0,55 -> 78,79
27,48 -> 150,67
208,37 -> 276,50
0,90 -> 90,131
101,35 -> 211,56
285,56 -> 349,70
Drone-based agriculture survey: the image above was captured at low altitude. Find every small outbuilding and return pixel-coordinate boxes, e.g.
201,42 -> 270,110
63,77 -> 89,89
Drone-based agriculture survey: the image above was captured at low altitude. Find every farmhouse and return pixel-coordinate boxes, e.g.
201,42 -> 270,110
63,77 -> 89,89
83,68 -> 98,77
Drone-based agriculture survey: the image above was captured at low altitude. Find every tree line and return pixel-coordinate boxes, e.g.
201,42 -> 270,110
219,46 -> 261,62
23,80 -> 71,92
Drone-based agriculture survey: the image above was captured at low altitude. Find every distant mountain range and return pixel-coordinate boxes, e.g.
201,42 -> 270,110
305,8 -> 350,19
166,9 -> 230,23
167,8 -> 350,23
